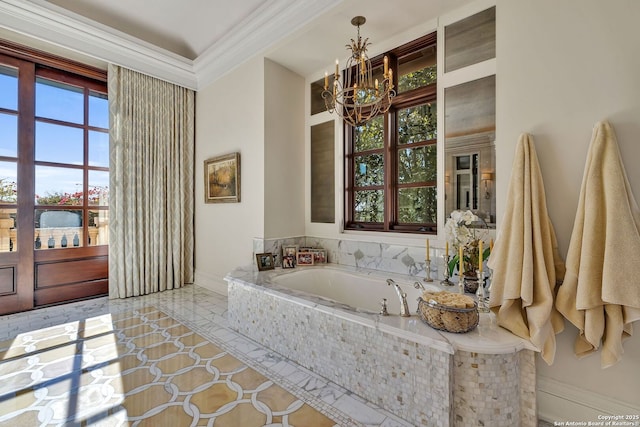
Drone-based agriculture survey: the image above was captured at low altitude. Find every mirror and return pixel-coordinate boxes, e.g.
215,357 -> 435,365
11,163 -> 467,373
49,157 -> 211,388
443,7 -> 496,227
444,75 -> 496,227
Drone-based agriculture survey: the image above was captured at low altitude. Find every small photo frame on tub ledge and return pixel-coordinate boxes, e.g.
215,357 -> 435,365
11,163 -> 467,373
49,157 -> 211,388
282,245 -> 298,258
296,252 -> 314,266
310,249 -> 326,264
255,253 -> 275,271
204,152 -> 240,203
282,255 -> 296,268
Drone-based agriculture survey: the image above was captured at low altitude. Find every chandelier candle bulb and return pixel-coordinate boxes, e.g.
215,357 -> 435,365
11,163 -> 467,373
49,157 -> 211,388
335,59 -> 339,79
324,72 -> 328,90
478,240 -> 483,274
384,56 -> 388,77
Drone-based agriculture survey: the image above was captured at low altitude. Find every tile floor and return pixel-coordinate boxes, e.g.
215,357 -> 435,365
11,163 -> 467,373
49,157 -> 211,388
0,286 -> 412,427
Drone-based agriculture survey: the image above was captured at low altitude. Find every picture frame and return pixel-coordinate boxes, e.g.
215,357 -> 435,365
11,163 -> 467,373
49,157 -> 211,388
282,245 -> 299,258
204,152 -> 241,203
310,249 -> 326,264
255,253 -> 275,271
296,252 -> 314,266
282,255 -> 296,268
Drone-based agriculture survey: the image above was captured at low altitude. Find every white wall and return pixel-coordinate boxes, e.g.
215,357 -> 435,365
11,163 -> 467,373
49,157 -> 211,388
194,56 -> 266,291
264,59 -> 305,239
496,0 -> 640,417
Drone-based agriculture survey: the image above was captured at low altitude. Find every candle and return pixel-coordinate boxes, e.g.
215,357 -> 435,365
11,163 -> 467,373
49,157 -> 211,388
324,72 -> 328,90
335,59 -> 339,79
459,245 -> 464,277
383,56 -> 389,77
426,239 -> 430,261
490,238 -> 494,252
478,240 -> 483,274
445,241 -> 449,257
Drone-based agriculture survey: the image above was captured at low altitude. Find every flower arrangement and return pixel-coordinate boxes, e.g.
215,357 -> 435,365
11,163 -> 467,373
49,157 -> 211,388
444,210 -> 490,277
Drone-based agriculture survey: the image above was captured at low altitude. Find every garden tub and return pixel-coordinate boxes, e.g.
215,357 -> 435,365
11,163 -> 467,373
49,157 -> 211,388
225,264 -> 538,426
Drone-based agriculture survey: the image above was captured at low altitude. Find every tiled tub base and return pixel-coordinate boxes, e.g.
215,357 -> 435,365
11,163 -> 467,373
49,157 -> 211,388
226,275 -> 536,427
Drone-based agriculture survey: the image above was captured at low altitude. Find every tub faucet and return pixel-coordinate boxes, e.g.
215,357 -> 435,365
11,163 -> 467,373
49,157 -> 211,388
386,279 -> 410,317
413,281 -> 426,291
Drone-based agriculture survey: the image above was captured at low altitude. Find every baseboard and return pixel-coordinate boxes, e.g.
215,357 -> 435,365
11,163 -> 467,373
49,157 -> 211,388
538,376 -> 640,423
194,269 -> 228,296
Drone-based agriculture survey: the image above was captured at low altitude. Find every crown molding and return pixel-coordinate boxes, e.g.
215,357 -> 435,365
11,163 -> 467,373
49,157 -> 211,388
0,0 -> 344,90
193,0 -> 343,89
0,0 -> 197,89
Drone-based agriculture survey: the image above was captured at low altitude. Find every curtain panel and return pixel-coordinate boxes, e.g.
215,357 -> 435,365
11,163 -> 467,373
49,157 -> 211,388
108,64 -> 195,298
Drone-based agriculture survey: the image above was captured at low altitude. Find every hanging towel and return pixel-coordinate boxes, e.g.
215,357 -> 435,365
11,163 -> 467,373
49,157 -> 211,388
556,121 -> 640,368
488,133 -> 566,365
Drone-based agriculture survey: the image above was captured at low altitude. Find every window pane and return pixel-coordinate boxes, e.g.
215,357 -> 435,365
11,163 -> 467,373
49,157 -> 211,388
35,209 -> 83,249
89,130 -> 109,167
398,145 -> 437,184
36,78 -> 84,124
89,91 -> 109,128
355,153 -> 384,187
0,162 -> 17,203
89,209 -> 108,246
88,170 -> 109,206
354,190 -> 384,222
354,115 -> 384,152
398,45 -> 437,93
0,208 -> 17,253
398,187 -> 437,223
0,66 -> 18,110
35,166 -> 83,205
398,103 -> 437,145
0,113 -> 18,157
35,122 -> 84,165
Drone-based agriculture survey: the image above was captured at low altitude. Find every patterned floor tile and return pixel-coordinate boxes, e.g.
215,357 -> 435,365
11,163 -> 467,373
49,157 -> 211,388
0,306 -> 342,426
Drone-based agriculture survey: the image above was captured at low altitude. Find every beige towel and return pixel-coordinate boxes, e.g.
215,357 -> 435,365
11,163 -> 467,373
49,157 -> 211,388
488,134 -> 566,365
556,121 -> 640,368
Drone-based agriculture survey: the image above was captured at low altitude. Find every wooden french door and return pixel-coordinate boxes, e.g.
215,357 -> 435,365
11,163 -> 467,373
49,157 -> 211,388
0,46 -> 109,315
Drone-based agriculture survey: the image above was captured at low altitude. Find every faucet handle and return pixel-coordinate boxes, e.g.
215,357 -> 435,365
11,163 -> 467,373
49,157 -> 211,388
379,298 -> 389,316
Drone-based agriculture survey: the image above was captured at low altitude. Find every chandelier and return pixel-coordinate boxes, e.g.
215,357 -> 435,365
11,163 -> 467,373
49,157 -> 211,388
322,16 -> 396,127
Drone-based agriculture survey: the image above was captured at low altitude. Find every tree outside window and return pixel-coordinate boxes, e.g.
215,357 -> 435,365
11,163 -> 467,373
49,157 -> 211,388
345,32 -> 437,233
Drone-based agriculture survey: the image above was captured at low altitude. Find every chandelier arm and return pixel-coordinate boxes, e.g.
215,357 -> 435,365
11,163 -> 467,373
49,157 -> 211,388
323,16 -> 396,126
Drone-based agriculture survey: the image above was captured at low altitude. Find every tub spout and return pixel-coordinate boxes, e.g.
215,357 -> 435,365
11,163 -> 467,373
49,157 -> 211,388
386,279 -> 410,317
414,281 -> 426,291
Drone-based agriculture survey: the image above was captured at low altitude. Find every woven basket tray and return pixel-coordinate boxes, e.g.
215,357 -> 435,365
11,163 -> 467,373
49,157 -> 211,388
417,297 -> 479,333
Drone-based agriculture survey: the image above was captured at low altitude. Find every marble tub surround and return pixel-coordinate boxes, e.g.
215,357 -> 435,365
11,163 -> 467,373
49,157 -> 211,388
226,264 -> 538,426
255,235 -> 448,277
227,264 -> 534,354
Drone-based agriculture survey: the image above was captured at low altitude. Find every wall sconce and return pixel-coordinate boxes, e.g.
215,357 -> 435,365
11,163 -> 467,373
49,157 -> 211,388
481,172 -> 493,199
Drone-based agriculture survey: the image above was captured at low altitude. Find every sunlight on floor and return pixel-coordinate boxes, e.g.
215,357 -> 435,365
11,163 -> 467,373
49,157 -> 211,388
0,307 -> 336,426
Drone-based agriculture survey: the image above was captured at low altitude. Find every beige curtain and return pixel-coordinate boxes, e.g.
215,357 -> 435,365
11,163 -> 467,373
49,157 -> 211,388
108,64 -> 194,298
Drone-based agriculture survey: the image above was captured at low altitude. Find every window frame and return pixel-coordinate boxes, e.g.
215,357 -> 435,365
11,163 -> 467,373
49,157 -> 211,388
0,40 -> 108,252
344,32 -> 438,234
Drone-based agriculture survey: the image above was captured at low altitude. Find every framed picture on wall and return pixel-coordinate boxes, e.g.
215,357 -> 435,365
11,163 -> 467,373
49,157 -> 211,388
256,253 -> 275,271
204,152 -> 241,203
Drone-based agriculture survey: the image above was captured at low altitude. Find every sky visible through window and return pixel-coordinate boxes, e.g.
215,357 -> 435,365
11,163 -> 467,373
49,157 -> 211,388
0,69 -> 109,203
